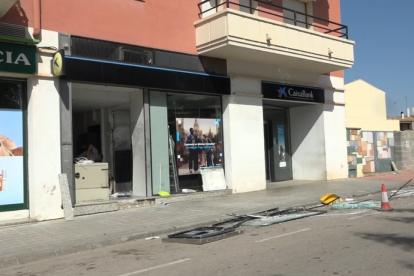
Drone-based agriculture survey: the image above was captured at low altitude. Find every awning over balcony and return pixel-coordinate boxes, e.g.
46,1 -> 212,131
195,6 -> 354,74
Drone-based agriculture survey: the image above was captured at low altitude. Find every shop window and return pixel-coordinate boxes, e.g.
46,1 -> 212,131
0,79 -> 27,212
150,91 -> 223,194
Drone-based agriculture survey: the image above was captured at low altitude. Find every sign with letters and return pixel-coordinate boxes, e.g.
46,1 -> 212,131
262,81 -> 325,103
0,41 -> 37,74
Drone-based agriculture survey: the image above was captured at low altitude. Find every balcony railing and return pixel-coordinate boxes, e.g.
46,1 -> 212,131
198,0 -> 348,39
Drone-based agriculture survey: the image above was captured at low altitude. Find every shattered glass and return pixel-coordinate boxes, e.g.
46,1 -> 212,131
331,201 -> 381,210
241,211 -> 322,227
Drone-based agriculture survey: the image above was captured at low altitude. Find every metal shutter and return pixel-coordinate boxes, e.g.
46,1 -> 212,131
283,0 -> 307,28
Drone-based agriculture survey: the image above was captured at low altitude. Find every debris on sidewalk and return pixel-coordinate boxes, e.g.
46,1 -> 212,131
157,202 -> 169,206
145,235 -> 160,240
58,174 -> 75,222
331,200 -> 381,210
241,208 -> 325,227
182,189 -> 196,193
391,162 -> 400,174
110,192 -> 132,198
320,193 -> 340,205
162,226 -> 244,245
214,207 -> 326,228
389,189 -> 414,198
388,179 -> 413,200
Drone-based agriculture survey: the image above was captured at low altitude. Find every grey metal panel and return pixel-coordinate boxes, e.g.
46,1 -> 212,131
59,33 -> 71,55
155,50 -> 205,72
60,82 -> 72,144
144,89 -> 152,197
154,50 -> 227,76
59,80 -> 75,206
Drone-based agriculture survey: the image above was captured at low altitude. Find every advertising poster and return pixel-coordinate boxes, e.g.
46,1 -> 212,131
0,109 -> 24,206
277,125 -> 286,168
176,118 -> 222,175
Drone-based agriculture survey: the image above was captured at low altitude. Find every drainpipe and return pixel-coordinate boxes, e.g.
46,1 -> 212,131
32,0 -> 41,41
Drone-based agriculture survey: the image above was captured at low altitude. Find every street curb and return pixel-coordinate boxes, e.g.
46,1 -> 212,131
1,184 -> 412,268
0,219 -> 223,268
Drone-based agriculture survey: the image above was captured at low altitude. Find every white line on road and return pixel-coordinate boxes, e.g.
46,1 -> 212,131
117,258 -> 191,276
405,202 -> 414,206
348,212 -> 375,220
255,228 -> 311,243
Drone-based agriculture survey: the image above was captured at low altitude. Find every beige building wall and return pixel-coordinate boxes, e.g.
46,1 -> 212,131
345,79 -> 399,131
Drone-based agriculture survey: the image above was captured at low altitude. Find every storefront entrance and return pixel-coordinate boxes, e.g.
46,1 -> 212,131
149,91 -> 223,194
263,103 -> 292,182
71,83 -> 139,201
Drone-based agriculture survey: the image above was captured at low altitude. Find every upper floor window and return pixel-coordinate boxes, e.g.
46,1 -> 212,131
283,0 -> 307,28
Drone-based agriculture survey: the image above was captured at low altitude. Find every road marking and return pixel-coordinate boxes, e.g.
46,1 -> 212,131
314,210 -> 368,217
255,228 -> 311,243
117,258 -> 191,276
405,202 -> 414,206
348,213 -> 375,220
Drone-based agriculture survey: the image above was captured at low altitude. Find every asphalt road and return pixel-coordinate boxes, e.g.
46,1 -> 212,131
1,195 -> 414,276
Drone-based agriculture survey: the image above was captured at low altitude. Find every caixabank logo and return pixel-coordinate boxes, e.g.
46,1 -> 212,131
278,86 -> 314,100
277,87 -> 288,98
262,81 -> 325,103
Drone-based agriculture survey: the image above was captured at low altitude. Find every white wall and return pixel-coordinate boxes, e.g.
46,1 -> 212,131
0,210 -> 30,221
290,104 -> 327,180
323,104 -> 348,180
227,60 -> 348,182
130,89 -> 146,196
223,95 -> 266,193
227,59 -> 345,91
27,77 -> 64,221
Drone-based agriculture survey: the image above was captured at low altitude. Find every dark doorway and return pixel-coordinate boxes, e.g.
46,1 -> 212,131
263,104 -> 292,182
87,124 -> 102,153
264,121 -> 271,181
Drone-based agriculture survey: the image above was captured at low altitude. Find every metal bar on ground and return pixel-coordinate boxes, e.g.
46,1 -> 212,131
389,179 -> 412,200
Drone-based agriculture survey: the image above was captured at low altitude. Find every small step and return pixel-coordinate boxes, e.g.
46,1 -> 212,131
155,189 -> 232,204
74,200 -> 118,216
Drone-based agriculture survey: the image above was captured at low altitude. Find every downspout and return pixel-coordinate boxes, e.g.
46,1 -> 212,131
32,0 -> 41,42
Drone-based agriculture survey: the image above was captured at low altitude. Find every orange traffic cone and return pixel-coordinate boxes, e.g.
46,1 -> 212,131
376,184 -> 394,211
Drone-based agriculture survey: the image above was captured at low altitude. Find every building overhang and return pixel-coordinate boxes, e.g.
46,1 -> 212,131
0,0 -> 16,19
195,9 -> 355,74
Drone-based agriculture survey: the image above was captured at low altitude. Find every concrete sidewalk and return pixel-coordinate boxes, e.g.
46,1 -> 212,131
0,171 -> 413,267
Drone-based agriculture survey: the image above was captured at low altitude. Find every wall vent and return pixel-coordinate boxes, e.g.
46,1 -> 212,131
0,22 -> 26,38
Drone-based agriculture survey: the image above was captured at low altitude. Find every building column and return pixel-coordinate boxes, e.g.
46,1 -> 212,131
27,77 -> 64,221
323,102 -> 348,180
59,80 -> 75,205
222,94 -> 266,193
130,89 -> 146,196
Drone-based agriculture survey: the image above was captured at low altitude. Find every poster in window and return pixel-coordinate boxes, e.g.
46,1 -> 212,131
0,88 -> 24,206
176,118 -> 222,175
277,125 -> 286,168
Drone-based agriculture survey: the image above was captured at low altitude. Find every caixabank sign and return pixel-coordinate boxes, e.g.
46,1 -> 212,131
262,81 -> 325,103
0,41 -> 37,74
